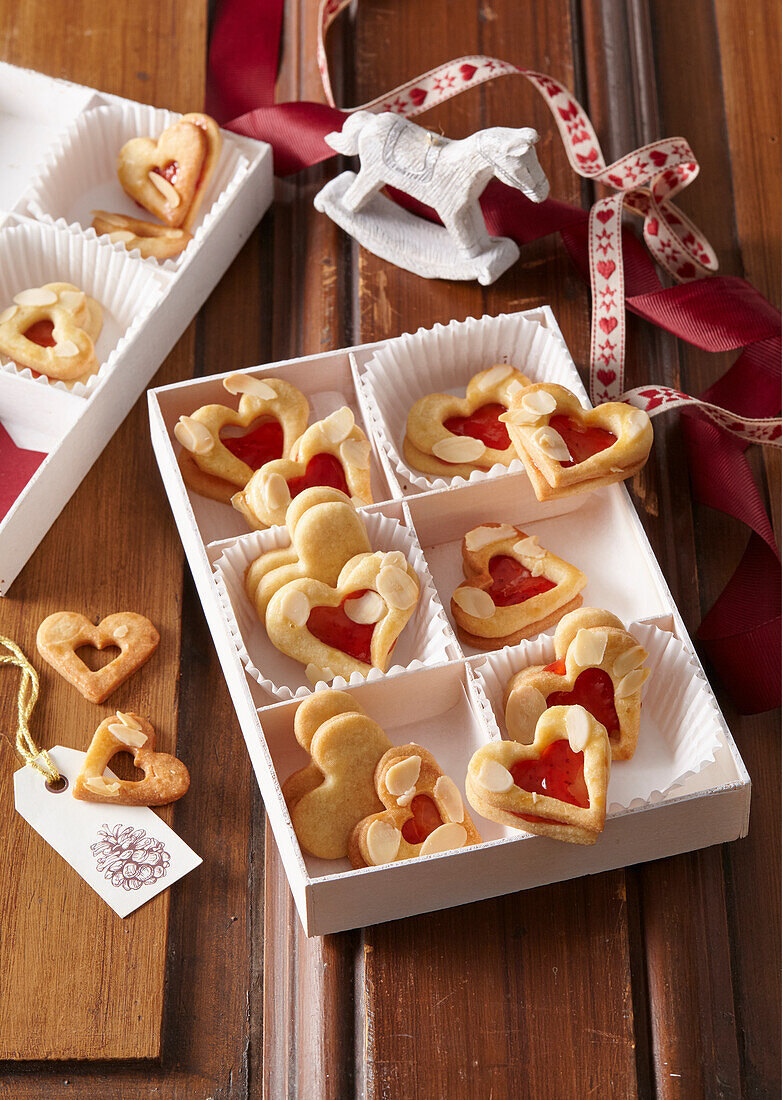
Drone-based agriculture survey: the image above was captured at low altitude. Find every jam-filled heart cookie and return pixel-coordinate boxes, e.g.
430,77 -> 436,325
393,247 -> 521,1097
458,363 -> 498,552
500,382 -> 653,501
232,406 -> 373,528
118,112 -> 222,230
282,690 -> 392,859
174,373 -> 309,505
503,607 -> 650,761
466,704 -> 611,845
266,550 -> 420,684
73,711 -> 190,806
349,744 -> 482,868
91,210 -> 192,260
451,523 -> 586,649
403,364 -> 532,479
0,283 -> 102,383
245,487 -> 371,621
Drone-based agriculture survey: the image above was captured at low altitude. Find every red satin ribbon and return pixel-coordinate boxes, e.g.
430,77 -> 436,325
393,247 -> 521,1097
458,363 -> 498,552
207,0 -> 781,713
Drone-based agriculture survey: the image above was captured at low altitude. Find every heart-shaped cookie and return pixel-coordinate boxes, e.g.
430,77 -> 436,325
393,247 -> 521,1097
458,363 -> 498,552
466,704 -> 611,845
451,522 -> 586,649
174,373 -> 310,505
245,487 -> 372,621
500,382 -> 653,501
232,406 -> 374,528
265,549 -> 420,683
503,607 -> 650,761
349,744 -> 481,868
117,113 -> 222,230
36,611 -> 160,704
403,364 -> 532,479
73,711 -> 189,806
282,690 -> 392,859
91,210 -> 192,260
0,283 -> 102,382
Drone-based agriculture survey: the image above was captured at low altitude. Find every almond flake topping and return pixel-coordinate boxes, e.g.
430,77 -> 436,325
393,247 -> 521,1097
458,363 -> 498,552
149,171 -> 181,207
53,339 -> 80,358
573,628 -> 607,668
376,565 -> 418,611
366,819 -> 402,866
419,822 -> 467,857
305,663 -> 336,685
386,755 -> 421,796
612,645 -> 647,679
396,788 -> 416,808
321,406 -> 355,444
344,591 -> 386,625
476,363 -> 513,390
108,230 -> 136,244
174,416 -> 215,455
615,667 -> 650,698
223,373 -> 277,400
0,305 -> 18,324
57,290 -> 85,311
340,438 -> 371,469
262,472 -> 291,512
505,685 -> 548,743
513,536 -> 545,559
506,378 -> 525,398
108,724 -> 147,748
565,705 -> 592,752
14,287 -> 58,307
84,777 -> 121,796
476,758 -> 514,793
453,586 -> 495,620
381,551 -> 407,571
431,435 -> 485,463
281,589 -> 310,627
625,408 -> 650,436
531,426 -> 572,464
464,524 -> 517,552
521,389 -> 558,416
116,710 -> 142,730
114,626 -> 129,639
434,775 -> 464,823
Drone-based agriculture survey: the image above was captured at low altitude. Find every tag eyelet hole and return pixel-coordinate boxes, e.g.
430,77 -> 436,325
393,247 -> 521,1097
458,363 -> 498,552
45,775 -> 68,794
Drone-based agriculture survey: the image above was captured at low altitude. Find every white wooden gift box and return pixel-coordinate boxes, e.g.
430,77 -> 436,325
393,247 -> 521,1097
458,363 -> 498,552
148,308 -> 750,937
0,61 -> 273,593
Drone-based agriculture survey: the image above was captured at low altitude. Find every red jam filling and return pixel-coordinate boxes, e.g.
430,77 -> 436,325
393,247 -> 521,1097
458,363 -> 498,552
544,658 -> 567,675
306,589 -> 374,664
401,794 -> 443,845
24,320 -> 56,348
153,161 -> 180,185
486,555 -> 556,607
547,667 -> 619,740
510,739 -> 589,808
220,418 -> 284,469
549,414 -> 616,468
287,452 -> 349,499
511,812 -> 560,825
444,403 -> 510,450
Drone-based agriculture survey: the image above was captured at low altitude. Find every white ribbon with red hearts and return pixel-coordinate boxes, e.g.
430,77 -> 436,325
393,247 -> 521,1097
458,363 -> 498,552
316,0 -> 781,448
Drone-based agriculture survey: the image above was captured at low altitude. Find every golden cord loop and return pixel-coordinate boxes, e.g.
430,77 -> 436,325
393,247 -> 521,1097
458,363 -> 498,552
0,635 -> 61,783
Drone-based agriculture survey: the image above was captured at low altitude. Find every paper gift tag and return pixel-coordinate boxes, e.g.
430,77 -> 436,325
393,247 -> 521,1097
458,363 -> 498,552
14,745 -> 201,918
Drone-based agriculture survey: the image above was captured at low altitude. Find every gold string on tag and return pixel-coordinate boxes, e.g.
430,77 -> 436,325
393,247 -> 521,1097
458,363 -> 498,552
0,635 -> 62,785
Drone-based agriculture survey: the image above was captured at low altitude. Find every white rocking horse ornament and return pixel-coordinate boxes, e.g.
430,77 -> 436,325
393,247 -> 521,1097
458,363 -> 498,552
314,111 -> 550,285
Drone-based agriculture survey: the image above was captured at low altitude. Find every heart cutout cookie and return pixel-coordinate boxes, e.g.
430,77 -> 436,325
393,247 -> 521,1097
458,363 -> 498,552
118,113 -> 222,230
232,406 -> 374,528
503,607 -> 650,760
73,711 -> 189,806
91,210 -> 192,260
174,373 -> 309,505
36,611 -> 159,703
466,704 -> 611,844
245,487 -> 372,621
403,364 -> 532,479
451,523 -> 586,649
0,282 -> 102,382
349,744 -> 481,868
282,690 -> 392,859
265,550 -> 420,683
500,382 -> 653,501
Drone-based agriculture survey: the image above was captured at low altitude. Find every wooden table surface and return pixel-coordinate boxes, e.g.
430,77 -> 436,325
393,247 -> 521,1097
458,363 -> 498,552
0,0 -> 779,1096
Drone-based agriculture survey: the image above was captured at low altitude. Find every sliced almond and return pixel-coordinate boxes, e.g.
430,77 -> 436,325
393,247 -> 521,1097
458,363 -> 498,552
431,435 -> 485,464
505,685 -> 547,743
366,819 -> 402,866
53,339 -> 80,358
572,628 -> 607,668
376,565 -> 418,611
531,426 -> 572,463
419,822 -> 467,857
506,378 -> 525,398
340,438 -> 371,470
14,287 -> 58,307
84,776 -> 121,796
385,754 -> 421,796
222,373 -> 277,400
512,536 -> 545,559
565,705 -> 592,752
114,625 -> 129,640
305,663 -> 336,685
396,788 -> 416,808
615,667 -> 650,698
476,363 -> 513,390
92,212 -> 126,228
613,645 -> 647,679
502,406 -> 540,425
381,551 -> 407,571
434,775 -> 464,823
57,290 -> 86,311
115,710 -> 142,730
174,416 -> 215,456
321,406 -> 355,444
521,389 -> 558,415
108,230 -> 136,244
452,586 -> 495,620
464,524 -> 517,552
625,408 -> 650,436
0,305 -> 18,324
262,472 -> 291,513
476,758 -> 514,793
108,724 -> 147,748
148,170 -> 181,207
529,560 -> 545,577
280,589 -> 310,627
344,591 -> 386,625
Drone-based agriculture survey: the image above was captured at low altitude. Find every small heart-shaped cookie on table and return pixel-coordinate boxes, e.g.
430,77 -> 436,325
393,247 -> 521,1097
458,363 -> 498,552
117,113 -> 222,231
73,711 -> 189,806
232,406 -> 374,528
265,549 -> 420,684
451,522 -> 586,649
466,704 -> 611,845
91,210 -> 192,260
282,690 -> 392,860
0,282 -> 102,383
403,364 -> 532,479
500,382 -> 653,501
349,744 -> 481,868
245,487 -> 372,621
174,373 -> 309,506
36,611 -> 159,704
503,606 -> 650,761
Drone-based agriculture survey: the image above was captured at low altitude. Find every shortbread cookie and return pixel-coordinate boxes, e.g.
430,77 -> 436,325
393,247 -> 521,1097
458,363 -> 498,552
282,690 -> 392,859
466,705 -> 611,845
245,487 -> 372,621
503,607 -> 650,761
451,523 -> 586,649
175,373 -> 309,505
118,112 -> 222,230
0,283 -> 102,382
36,611 -> 160,704
349,744 -> 481,868
403,364 -> 532,479
266,550 -> 420,683
73,711 -> 190,806
91,210 -> 192,259
500,382 -> 653,501
232,406 -> 373,528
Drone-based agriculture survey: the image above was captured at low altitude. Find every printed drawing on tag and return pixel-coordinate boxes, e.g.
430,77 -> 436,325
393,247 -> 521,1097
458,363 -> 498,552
90,823 -> 171,891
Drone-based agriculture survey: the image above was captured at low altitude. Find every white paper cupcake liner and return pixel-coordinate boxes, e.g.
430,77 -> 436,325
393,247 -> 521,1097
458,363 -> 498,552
470,619 -> 725,811
213,511 -> 456,700
0,220 -> 164,396
23,102 -> 250,271
360,310 -> 589,495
